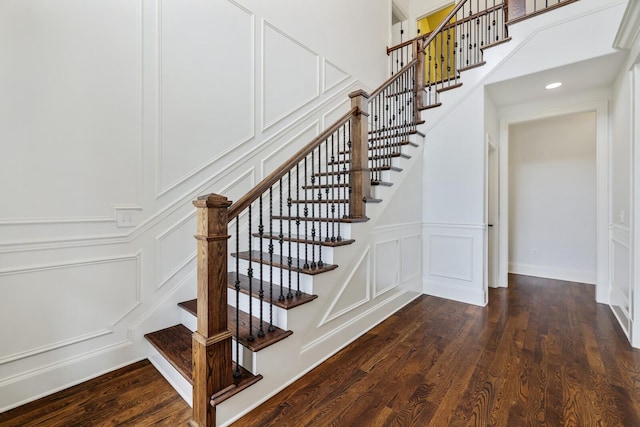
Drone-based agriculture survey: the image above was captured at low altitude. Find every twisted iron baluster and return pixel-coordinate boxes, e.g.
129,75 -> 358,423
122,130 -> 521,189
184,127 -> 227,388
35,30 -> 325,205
234,218 -> 241,378
303,157 -> 309,269
268,188 -> 275,332
279,178 -> 284,302
287,170 -> 293,299
258,196 -> 265,338
247,205 -> 254,342
296,165 -> 301,296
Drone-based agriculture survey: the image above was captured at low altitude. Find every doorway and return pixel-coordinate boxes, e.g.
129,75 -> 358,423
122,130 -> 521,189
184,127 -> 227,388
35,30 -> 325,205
497,100 -> 609,303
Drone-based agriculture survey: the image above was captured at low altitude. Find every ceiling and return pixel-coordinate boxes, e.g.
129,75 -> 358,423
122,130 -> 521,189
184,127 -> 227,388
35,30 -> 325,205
485,51 -> 629,107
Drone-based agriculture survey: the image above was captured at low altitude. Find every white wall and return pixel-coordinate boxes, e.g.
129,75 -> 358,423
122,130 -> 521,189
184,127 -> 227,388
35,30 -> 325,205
0,0 -> 390,411
508,112 -> 597,283
610,0 -> 640,347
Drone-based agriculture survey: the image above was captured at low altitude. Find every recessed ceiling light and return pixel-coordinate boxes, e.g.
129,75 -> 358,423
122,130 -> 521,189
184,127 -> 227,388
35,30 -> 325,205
545,82 -> 562,90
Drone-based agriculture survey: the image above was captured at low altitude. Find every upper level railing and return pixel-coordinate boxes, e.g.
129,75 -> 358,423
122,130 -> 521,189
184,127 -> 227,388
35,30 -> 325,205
388,0 -> 578,107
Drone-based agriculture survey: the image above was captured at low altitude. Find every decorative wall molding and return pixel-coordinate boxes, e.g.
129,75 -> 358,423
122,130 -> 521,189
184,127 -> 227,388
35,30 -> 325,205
261,20 -> 320,131
0,253 -> 141,364
319,248 -> 371,326
373,239 -> 400,298
155,0 -> 256,197
401,234 -> 422,283
261,121 -> 320,179
613,0 -> 640,50
155,211 -> 197,290
428,234 -> 474,281
323,59 -> 350,93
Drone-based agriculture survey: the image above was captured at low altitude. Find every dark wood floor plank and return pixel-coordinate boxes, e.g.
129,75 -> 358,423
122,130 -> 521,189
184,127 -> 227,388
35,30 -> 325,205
233,274 -> 640,427
0,360 -> 191,426
5,274 -> 640,427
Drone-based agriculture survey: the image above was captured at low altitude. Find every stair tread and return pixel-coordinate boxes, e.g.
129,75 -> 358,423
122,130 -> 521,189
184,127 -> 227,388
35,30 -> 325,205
328,152 -> 410,166
302,180 -> 393,189
144,325 -> 262,405
226,271 -> 319,309
271,215 -> 369,223
419,102 -> 442,111
178,300 -> 293,352
232,250 -> 339,275
315,165 -> 402,176
368,129 -> 418,142
253,232 -> 355,248
338,140 -> 416,155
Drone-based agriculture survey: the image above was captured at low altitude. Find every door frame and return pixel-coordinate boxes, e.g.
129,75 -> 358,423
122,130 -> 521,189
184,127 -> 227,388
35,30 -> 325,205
497,97 -> 609,303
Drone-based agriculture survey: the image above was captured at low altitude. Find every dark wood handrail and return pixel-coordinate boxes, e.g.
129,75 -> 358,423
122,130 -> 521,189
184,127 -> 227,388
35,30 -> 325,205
369,59 -> 418,99
227,106 -> 358,220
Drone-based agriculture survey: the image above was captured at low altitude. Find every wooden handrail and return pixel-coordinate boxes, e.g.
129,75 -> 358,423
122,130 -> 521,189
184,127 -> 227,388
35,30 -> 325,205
227,106 -> 358,221
369,59 -> 418,99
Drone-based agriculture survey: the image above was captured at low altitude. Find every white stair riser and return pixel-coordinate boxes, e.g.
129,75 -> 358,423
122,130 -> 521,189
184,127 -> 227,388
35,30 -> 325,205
249,236 -> 336,264
233,259 -> 319,294
226,287 -> 289,330
269,220 -> 352,240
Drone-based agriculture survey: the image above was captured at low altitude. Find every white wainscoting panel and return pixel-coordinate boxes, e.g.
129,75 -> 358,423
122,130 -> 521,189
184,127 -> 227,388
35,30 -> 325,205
610,224 -> 631,337
323,59 -> 349,93
423,223 -> 487,306
322,99 -> 351,129
155,212 -> 197,290
374,239 -> 400,297
402,234 -> 422,283
158,0 -> 255,194
262,21 -> 320,130
320,248 -> 371,325
261,122 -> 319,178
0,254 -> 141,364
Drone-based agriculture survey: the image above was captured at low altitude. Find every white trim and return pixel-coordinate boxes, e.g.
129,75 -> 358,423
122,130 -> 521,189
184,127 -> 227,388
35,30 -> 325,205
613,0 -> 640,50
260,20 -> 320,132
509,262 -> 596,285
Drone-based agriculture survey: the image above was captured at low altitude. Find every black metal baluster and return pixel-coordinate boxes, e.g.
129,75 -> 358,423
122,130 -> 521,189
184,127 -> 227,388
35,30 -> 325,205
268,188 -> 275,332
336,126 -> 343,241
303,157 -> 309,270
330,134 -> 336,242
287,170 -> 293,299
324,138 -> 330,242
258,197 -> 265,337
247,204 -> 254,342
278,178 -> 284,301
310,151 -> 317,268
234,218 -> 241,377
346,123 -> 352,218
295,165 -> 301,296
317,144 -> 323,268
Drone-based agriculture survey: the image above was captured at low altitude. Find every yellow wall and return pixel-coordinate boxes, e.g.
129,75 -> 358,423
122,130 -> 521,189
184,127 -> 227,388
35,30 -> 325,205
417,4 -> 455,83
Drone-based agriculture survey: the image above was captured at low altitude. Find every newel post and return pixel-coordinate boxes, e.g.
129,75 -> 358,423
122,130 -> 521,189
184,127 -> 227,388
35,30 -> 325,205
191,194 -> 234,427
348,90 -> 371,219
414,38 -> 425,115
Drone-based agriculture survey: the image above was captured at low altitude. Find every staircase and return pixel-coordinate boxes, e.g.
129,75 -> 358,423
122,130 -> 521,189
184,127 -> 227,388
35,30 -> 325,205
141,0 -> 579,425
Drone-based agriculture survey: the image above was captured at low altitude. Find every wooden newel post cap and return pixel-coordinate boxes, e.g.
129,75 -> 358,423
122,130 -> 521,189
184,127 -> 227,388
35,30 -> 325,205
192,193 -> 233,209
348,89 -> 370,100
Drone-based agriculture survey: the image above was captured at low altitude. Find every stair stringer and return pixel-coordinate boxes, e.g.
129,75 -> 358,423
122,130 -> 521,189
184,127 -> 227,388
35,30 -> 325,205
215,134 -> 425,426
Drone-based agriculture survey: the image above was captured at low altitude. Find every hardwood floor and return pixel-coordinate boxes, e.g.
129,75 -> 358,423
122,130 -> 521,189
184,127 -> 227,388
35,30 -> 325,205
234,275 -> 640,426
0,360 -> 191,426
2,275 -> 640,426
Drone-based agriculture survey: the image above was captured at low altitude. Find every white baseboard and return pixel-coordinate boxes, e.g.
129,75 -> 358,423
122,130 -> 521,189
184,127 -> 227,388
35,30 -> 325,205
509,262 -> 596,284
423,278 -> 487,306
